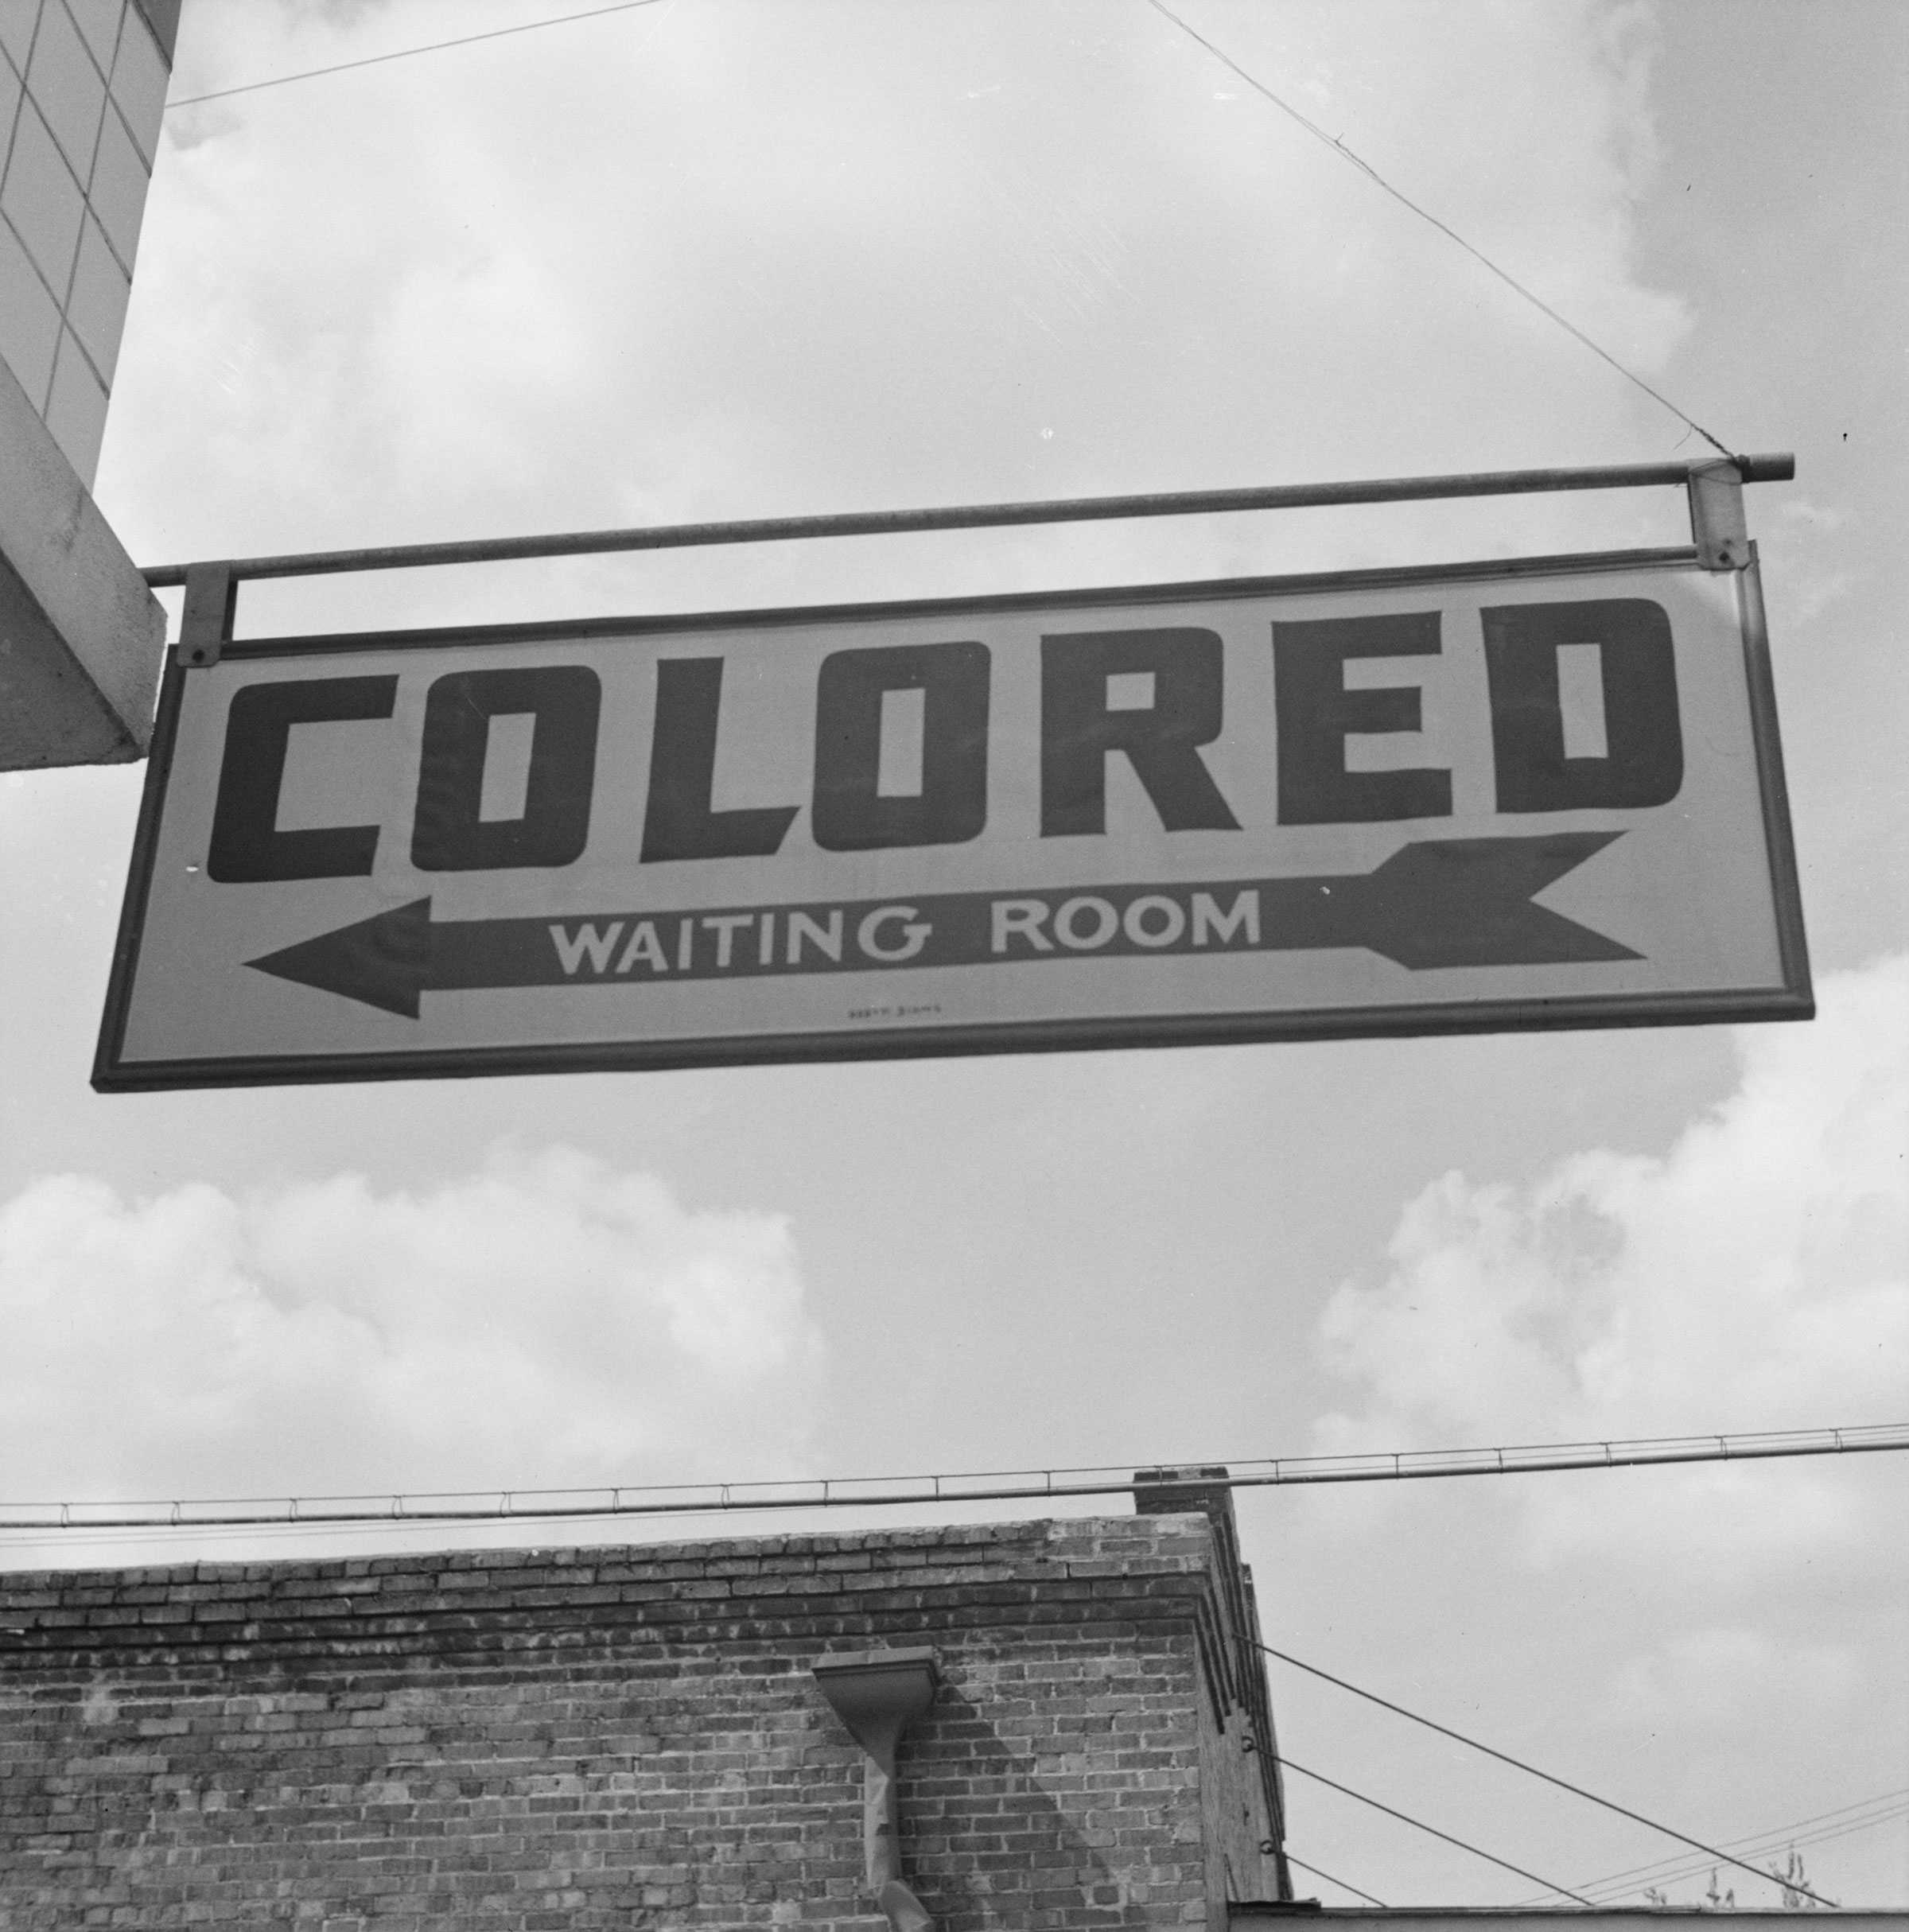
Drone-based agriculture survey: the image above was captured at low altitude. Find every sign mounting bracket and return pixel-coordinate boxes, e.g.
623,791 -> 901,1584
138,454 -> 1795,595
1687,461 -> 1748,570
177,562 -> 238,667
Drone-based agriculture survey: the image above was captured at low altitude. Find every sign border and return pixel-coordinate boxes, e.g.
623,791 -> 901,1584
94,544 -> 1813,1092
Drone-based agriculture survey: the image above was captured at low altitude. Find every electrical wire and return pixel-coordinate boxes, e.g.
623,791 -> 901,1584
1283,1855 -> 1388,1908
1278,1755 -> 1593,1903
167,0 -> 671,109
1522,1788 -> 1909,1907
167,0 -> 1742,468
1139,0 -> 1741,465
1565,1815 -> 1895,1905
1261,1644 -> 1839,1908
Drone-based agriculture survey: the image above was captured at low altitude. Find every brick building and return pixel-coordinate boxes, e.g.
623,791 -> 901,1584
1,0 -> 174,770
0,1471 -> 1290,1929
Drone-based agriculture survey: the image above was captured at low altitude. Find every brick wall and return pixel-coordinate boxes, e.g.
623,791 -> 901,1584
1135,1473 -> 1287,1911
0,1510 -> 1286,1930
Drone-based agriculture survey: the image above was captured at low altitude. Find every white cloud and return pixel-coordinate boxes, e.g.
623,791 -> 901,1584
1604,1627 -> 1860,1732
1310,954 -> 1908,1569
1779,498 -> 1849,533
0,1146 -> 823,1507
1278,961 -> 1907,1907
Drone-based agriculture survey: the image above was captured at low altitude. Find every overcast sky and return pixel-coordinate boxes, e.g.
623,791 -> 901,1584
1,0 -> 1904,1911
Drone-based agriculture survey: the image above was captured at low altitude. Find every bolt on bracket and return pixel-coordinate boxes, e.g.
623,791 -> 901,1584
177,562 -> 239,667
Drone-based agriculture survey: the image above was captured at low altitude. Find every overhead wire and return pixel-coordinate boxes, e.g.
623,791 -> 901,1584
1518,1788 -> 1909,1907
1261,1643 -> 1840,1907
167,0 -> 671,109
1283,1855 -> 1387,1908
1564,1822 -> 1890,1906
165,0 -> 1743,470
1138,0 -> 1741,465
1278,1755 -> 1593,1903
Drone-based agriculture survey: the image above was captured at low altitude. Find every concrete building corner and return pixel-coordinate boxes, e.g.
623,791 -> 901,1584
1,0 -> 174,770
0,344 -> 164,764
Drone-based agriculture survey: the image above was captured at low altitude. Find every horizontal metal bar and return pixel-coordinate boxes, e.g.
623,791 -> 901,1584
2,1419 -> 1895,1537
138,454 -> 1795,589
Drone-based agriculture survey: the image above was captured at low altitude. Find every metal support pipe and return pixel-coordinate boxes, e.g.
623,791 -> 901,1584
5,1423 -> 1899,1536
138,454 -> 1794,590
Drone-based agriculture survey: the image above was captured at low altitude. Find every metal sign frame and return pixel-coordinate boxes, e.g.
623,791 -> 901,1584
96,459 -> 1810,1091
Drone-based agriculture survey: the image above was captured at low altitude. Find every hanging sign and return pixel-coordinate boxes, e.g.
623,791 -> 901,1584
95,548 -> 1810,1090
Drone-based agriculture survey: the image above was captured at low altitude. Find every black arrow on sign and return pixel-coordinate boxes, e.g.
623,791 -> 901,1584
247,832 -> 1639,1018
